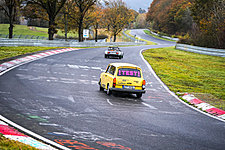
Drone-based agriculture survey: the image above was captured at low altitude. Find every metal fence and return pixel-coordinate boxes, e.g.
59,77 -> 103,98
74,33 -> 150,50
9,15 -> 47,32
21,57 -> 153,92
175,43 -> 225,57
147,29 -> 179,41
0,34 -> 48,40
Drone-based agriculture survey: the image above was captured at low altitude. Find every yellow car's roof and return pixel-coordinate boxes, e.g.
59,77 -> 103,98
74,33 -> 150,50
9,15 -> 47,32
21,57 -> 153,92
109,63 -> 141,69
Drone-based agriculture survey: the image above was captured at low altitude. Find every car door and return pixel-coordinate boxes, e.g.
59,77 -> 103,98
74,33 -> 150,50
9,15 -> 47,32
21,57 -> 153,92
106,65 -> 116,89
101,65 -> 111,88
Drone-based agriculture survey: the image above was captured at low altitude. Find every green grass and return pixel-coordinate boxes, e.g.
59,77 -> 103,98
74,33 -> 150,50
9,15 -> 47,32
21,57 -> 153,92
124,30 -> 156,45
0,24 -> 48,37
0,47 -> 60,60
143,47 -> 225,110
143,30 -> 176,42
56,30 -> 78,38
0,134 -> 38,150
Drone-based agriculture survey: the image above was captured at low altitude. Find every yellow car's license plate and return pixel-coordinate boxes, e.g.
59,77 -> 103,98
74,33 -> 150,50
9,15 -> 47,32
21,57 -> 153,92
123,85 -> 135,89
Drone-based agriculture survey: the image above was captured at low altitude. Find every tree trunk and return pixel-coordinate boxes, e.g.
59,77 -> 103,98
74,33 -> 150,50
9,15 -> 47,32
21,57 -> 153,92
8,23 -> 13,39
95,23 -> 98,42
48,17 -> 55,40
95,28 -> 98,42
64,13 -> 68,41
78,18 -> 84,42
113,34 -> 117,42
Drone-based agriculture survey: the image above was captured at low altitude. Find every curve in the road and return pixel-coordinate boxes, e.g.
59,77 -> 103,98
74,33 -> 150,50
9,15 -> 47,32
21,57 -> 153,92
0,31 -> 225,150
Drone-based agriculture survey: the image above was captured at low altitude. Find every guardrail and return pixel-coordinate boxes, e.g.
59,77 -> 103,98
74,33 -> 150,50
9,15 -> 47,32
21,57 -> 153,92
0,38 -> 144,47
147,30 -> 179,41
175,43 -> 225,57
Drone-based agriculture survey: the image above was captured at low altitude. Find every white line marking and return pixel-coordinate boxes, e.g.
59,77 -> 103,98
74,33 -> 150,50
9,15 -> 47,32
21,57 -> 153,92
140,48 -> 225,123
68,95 -> 75,103
0,115 -> 70,150
142,102 -> 157,109
107,99 -> 113,105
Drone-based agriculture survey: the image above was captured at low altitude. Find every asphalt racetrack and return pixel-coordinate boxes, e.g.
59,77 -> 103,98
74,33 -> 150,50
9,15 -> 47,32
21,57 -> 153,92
0,30 -> 225,150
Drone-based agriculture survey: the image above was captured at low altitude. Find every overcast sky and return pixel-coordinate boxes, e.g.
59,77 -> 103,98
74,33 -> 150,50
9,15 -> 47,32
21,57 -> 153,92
122,0 -> 153,11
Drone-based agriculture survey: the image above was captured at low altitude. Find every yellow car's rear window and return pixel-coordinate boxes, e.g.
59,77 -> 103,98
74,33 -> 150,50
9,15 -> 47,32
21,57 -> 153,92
117,68 -> 141,78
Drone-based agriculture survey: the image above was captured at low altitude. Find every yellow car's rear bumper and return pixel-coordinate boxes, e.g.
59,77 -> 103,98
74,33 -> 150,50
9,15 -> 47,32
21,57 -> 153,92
110,88 -> 145,94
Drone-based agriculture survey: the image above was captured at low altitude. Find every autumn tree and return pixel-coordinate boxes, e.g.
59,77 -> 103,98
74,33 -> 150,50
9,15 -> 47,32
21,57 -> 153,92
146,0 -> 192,35
88,4 -> 104,42
68,0 -> 97,42
0,0 -> 23,38
135,13 -> 147,29
25,0 -> 67,40
104,0 -> 134,42
190,0 -> 225,48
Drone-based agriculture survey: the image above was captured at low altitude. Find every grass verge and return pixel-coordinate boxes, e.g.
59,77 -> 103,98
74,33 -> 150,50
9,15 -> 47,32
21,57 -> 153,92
0,46 -> 60,60
0,134 -> 38,150
142,47 -> 225,110
143,30 -> 176,42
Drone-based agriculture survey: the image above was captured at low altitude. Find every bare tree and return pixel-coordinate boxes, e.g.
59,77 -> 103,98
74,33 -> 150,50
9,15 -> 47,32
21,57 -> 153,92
0,0 -> 23,38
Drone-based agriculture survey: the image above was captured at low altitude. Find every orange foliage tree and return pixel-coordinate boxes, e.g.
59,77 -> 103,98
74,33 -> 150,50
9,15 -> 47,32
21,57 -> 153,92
104,0 -> 135,42
146,0 -> 192,35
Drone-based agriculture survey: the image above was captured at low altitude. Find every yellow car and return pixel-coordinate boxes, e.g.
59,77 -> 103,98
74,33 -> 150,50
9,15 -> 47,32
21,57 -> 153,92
99,63 -> 146,98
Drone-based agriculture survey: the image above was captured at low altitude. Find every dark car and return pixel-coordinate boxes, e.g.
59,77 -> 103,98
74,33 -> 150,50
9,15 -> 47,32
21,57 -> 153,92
105,46 -> 124,59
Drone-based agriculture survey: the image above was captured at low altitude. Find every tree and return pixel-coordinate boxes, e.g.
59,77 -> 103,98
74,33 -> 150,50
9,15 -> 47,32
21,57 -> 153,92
146,0 -> 192,35
191,0 -> 225,48
135,13 -> 147,29
68,0 -> 97,42
88,4 -> 104,42
104,0 -> 134,42
26,0 -> 67,40
0,0 -> 23,38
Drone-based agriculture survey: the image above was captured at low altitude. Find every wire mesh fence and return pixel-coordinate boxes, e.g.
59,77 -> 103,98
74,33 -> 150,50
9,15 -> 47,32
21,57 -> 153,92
0,34 -> 48,40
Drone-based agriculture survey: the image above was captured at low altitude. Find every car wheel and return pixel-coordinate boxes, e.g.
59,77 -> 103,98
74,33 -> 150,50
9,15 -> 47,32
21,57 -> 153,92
105,55 -> 107,58
136,93 -> 142,98
99,80 -> 104,91
107,84 -> 112,95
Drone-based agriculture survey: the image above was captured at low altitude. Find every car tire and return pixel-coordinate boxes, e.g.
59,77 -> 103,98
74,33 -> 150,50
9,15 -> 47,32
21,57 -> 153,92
105,55 -> 107,58
107,84 -> 112,95
136,93 -> 142,98
99,80 -> 104,91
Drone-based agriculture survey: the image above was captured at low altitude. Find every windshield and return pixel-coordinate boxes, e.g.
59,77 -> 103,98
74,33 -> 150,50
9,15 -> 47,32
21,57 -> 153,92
117,68 -> 141,78
108,47 -> 120,51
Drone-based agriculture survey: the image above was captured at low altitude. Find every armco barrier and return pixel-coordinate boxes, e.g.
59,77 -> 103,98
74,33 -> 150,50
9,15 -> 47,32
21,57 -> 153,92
0,38 -> 144,47
147,30 -> 179,41
175,43 -> 225,57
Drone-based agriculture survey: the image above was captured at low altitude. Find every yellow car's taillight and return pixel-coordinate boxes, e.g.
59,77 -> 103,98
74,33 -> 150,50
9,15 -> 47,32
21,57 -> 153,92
113,78 -> 116,87
142,80 -> 146,89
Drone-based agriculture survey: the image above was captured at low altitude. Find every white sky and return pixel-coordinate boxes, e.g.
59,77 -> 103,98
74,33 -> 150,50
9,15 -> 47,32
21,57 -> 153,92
100,0 -> 153,11
121,0 -> 153,11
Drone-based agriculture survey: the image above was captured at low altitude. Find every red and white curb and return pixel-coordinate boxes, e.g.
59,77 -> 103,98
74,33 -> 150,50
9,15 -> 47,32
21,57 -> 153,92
182,93 -> 225,120
0,48 -> 78,74
0,120 -> 56,150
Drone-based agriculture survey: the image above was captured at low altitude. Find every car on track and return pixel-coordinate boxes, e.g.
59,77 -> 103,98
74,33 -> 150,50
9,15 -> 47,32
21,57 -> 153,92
99,63 -> 146,98
105,46 -> 124,59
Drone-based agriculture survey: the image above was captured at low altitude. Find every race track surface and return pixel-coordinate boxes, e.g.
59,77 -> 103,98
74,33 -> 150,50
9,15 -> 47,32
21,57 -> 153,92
0,30 -> 225,150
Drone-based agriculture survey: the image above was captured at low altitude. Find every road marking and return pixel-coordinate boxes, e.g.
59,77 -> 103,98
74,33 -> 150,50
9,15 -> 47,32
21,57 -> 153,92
68,95 -> 75,103
107,99 -> 113,105
142,102 -> 157,109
